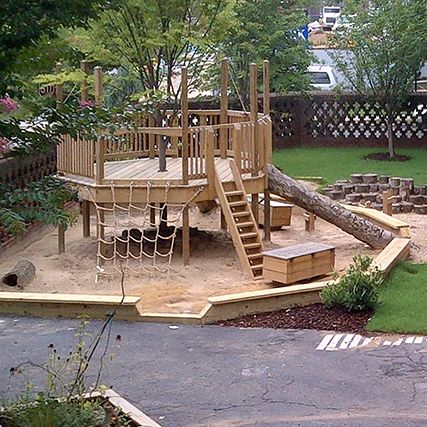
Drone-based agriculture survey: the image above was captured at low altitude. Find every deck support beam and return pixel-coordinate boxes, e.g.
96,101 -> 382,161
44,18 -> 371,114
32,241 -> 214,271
82,200 -> 91,237
220,59 -> 228,159
249,63 -> 259,225
182,206 -> 190,265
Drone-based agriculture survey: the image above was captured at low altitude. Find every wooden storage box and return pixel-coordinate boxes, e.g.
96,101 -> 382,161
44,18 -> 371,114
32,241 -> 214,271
263,243 -> 335,284
259,200 -> 293,229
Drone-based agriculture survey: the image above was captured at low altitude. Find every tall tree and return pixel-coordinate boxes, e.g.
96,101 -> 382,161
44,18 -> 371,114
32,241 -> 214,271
331,0 -> 427,158
0,0 -> 104,93
72,0 -> 234,102
219,0 -> 311,105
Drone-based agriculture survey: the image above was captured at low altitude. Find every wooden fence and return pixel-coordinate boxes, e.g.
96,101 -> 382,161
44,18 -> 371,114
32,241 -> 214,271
0,150 -> 57,189
190,93 -> 427,148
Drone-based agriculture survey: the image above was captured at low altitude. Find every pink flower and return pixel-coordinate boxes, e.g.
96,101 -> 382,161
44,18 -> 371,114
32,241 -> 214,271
79,100 -> 96,109
0,96 -> 18,114
0,138 -> 11,155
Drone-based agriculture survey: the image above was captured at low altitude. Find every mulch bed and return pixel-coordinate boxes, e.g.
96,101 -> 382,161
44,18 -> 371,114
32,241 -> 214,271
363,152 -> 411,162
216,303 -> 372,334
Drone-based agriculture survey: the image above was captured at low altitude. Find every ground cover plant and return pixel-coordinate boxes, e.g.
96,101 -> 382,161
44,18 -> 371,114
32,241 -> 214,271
321,255 -> 384,312
367,262 -> 427,334
273,147 -> 427,185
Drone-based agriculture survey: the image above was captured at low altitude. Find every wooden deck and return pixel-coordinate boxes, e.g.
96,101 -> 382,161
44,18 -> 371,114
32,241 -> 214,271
60,158 -> 257,187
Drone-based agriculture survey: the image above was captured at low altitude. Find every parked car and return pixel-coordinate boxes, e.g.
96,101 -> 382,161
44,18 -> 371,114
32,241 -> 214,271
332,15 -> 355,32
307,65 -> 338,90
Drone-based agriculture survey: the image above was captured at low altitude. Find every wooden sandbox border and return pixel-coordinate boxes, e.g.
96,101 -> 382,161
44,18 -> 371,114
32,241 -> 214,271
0,206 -> 411,324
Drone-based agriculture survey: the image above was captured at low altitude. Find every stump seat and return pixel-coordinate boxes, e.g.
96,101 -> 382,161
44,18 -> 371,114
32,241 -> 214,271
262,243 -> 335,284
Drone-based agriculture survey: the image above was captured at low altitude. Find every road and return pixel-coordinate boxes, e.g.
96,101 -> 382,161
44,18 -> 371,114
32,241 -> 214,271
1,316 -> 427,426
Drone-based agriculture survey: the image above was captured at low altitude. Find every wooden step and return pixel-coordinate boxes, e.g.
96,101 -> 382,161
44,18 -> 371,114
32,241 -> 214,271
251,263 -> 263,270
232,211 -> 251,218
236,221 -> 255,228
225,190 -> 244,197
240,232 -> 258,239
229,200 -> 247,208
244,242 -> 262,250
247,253 -> 263,260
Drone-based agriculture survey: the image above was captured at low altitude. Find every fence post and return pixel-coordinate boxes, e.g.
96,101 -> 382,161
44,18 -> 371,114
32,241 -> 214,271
95,137 -> 105,185
80,60 -> 89,102
206,129 -> 215,198
55,63 -> 63,110
94,66 -> 104,106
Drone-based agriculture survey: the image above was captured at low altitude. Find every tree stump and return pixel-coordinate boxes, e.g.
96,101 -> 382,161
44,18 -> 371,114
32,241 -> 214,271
379,183 -> 391,192
390,177 -> 401,187
409,195 -> 424,205
343,184 -> 354,194
391,186 -> 400,196
196,200 -> 218,214
351,174 -> 363,184
400,202 -> 414,213
1,260 -> 36,287
369,184 -> 379,192
362,174 -> 378,184
392,203 -> 401,214
379,175 -> 391,184
355,184 -> 370,193
346,193 -> 362,203
414,205 -> 427,215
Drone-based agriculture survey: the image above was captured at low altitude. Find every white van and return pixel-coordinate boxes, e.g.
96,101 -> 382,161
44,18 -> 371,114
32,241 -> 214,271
322,6 -> 341,29
308,65 -> 338,90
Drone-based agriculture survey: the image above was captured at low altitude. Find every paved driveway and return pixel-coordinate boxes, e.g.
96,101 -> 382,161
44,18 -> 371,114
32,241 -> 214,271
1,316 -> 427,426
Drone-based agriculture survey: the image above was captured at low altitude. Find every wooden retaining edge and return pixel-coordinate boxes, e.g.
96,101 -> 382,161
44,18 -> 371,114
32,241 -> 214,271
201,282 -> 331,324
87,389 -> 162,427
342,204 -> 411,238
373,237 -> 411,276
0,292 -> 143,321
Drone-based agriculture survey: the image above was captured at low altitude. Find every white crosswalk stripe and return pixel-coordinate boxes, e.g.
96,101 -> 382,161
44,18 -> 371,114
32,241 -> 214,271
316,333 -> 427,351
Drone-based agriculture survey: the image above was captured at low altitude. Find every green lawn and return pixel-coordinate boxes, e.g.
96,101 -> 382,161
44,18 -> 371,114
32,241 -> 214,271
367,262 -> 427,334
273,147 -> 427,185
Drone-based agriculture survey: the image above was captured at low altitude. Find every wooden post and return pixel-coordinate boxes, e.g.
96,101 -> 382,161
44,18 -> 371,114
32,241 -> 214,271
181,67 -> 190,265
94,66 -> 104,106
150,204 -> 156,226
82,200 -> 91,237
97,204 -> 105,241
220,59 -> 229,159
80,60 -> 89,102
206,129 -> 215,198
304,212 -> 316,232
181,67 -> 189,185
95,137 -> 105,185
262,60 -> 271,241
249,63 -> 259,223
383,189 -> 393,216
148,116 -> 156,159
55,63 -> 63,109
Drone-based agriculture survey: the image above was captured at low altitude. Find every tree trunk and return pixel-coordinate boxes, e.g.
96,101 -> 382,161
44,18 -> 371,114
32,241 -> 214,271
387,119 -> 395,159
268,165 -> 394,249
1,260 -> 36,287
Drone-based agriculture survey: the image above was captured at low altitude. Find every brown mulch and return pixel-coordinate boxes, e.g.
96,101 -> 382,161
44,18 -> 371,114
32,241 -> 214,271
216,303 -> 373,334
363,152 -> 411,162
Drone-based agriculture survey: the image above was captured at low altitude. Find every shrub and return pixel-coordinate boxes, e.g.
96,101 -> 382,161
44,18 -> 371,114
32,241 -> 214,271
321,255 -> 384,312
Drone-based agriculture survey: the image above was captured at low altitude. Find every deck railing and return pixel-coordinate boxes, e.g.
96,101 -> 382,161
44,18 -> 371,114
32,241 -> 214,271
57,110 -> 271,188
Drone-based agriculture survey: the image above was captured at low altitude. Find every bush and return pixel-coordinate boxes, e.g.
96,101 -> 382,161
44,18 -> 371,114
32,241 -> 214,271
321,255 -> 384,312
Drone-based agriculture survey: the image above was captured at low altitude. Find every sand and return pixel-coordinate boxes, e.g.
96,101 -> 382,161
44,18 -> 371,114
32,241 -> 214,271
0,201 -> 423,315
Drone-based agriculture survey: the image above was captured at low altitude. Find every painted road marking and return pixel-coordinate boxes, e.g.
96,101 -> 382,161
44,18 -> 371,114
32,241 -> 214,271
339,333 -> 355,349
326,334 -> 344,351
348,334 -> 363,348
316,334 -> 334,350
317,334 -> 427,351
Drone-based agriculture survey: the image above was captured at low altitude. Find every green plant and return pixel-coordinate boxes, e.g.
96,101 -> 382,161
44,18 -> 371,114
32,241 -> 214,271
1,272 -> 129,426
321,255 -> 384,312
0,177 -> 78,237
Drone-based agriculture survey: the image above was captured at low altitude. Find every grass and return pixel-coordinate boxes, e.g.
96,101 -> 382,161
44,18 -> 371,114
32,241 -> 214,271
273,147 -> 427,185
367,262 -> 427,334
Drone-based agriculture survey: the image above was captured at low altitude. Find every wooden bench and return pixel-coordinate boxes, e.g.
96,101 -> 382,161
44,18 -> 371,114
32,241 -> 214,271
263,243 -> 335,284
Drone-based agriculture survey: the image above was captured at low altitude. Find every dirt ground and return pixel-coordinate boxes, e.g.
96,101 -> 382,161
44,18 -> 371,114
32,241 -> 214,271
0,199 -> 424,315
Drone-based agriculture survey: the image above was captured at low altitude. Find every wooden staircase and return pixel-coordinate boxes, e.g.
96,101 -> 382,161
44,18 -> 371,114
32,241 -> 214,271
215,160 -> 264,279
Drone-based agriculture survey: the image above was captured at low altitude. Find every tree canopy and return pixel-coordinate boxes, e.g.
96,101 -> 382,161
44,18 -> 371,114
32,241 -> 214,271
331,0 -> 427,157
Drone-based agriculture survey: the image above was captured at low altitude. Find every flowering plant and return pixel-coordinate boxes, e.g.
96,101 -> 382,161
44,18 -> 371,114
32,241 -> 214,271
0,95 -> 18,114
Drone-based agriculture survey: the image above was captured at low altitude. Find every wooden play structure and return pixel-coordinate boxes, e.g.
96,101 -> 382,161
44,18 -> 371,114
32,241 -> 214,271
56,60 -> 273,279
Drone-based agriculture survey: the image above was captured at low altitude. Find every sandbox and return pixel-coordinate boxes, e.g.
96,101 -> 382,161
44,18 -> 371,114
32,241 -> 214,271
0,203 -> 388,315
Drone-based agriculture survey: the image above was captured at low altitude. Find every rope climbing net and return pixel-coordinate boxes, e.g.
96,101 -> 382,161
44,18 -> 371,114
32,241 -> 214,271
85,182 -> 203,281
